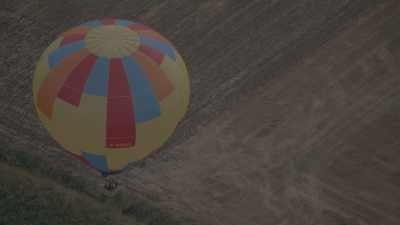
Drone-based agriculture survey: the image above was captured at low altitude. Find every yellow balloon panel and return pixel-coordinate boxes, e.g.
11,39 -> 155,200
33,38 -> 62,98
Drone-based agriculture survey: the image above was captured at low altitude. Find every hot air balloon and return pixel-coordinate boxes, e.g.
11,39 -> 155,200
33,18 -> 190,175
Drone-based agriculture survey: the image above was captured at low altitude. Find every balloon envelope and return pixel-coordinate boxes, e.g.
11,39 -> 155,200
33,19 -> 189,175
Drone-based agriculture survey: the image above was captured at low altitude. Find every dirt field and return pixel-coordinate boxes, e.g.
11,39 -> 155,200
1,1 -> 400,225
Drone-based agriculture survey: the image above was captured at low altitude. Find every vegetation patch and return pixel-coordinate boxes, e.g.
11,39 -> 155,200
0,163 -> 138,225
0,147 -> 195,225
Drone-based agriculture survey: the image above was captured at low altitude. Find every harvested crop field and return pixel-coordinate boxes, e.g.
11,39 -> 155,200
1,1 -> 400,225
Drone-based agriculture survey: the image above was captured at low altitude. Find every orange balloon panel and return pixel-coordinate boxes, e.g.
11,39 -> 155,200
33,19 -> 190,175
